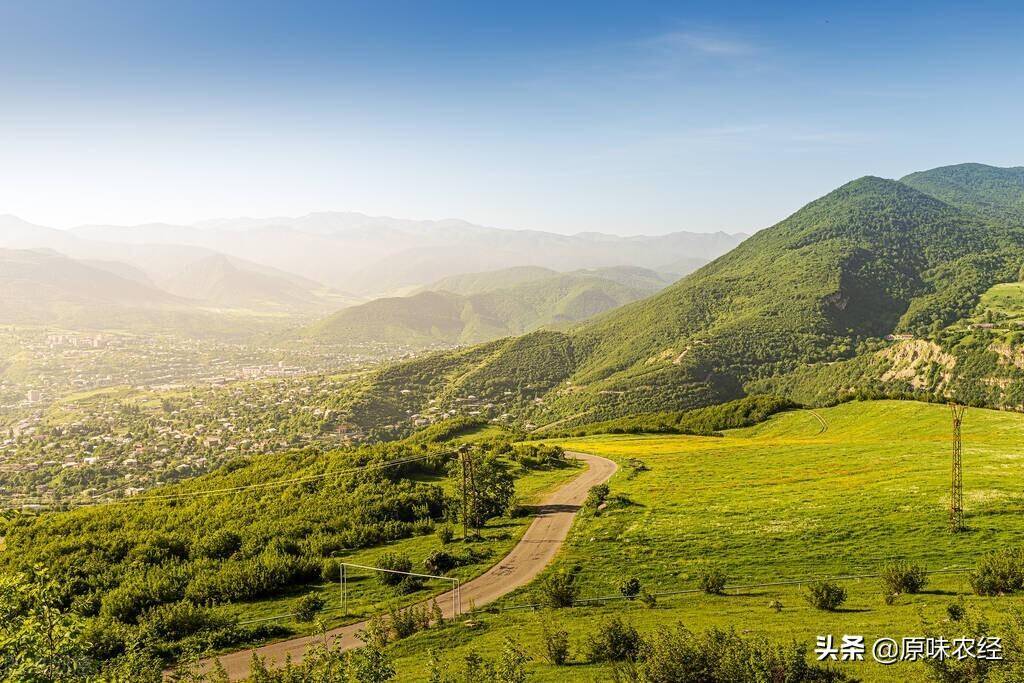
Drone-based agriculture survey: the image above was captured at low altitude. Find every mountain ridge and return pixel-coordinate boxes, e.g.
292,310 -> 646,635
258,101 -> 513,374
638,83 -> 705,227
337,165 -> 1024,433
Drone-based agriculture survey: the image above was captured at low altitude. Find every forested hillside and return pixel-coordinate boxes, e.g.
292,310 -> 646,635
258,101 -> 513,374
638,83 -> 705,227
901,162 -> 1024,226
301,267 -> 671,346
337,165 -> 1024,432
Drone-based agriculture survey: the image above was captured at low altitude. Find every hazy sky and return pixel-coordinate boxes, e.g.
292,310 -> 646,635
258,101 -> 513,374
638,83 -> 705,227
1,1 -> 1022,235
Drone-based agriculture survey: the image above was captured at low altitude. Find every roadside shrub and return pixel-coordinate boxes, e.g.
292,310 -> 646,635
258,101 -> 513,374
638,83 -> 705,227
881,561 -> 928,597
619,577 -> 641,600
375,552 -> 413,587
537,570 -> 578,608
585,617 -> 643,663
294,592 -> 326,623
585,484 -> 610,511
511,444 -> 566,469
541,620 -> 570,665
697,564 -> 728,595
947,602 -> 966,622
805,581 -> 847,611
970,549 -> 1024,596
424,549 -> 458,575
389,604 -> 430,639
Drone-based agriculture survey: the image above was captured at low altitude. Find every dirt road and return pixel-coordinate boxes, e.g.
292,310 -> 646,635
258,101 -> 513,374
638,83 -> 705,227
199,450 -> 616,680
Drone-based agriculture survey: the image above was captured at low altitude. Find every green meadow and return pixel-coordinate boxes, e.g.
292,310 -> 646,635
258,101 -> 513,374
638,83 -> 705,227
388,400 -> 1024,681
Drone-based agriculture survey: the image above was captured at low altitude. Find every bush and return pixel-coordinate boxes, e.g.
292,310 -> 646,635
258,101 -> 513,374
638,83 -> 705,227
970,549 -> 1024,596
619,577 -> 641,600
584,617 -> 643,663
101,565 -> 190,624
634,624 -> 857,681
138,600 -> 234,643
395,576 -> 424,595
192,530 -> 242,561
183,553 -> 320,605
436,525 -> 454,545
541,621 -> 570,666
497,638 -> 528,683
880,561 -> 928,597
423,549 -> 457,576
946,602 -> 966,622
585,484 -> 610,511
389,604 -> 430,640
320,557 -> 341,583
768,599 -> 783,613
375,553 -> 413,587
697,564 -> 728,595
537,570 -> 578,608
805,581 -> 847,611
294,592 -> 326,623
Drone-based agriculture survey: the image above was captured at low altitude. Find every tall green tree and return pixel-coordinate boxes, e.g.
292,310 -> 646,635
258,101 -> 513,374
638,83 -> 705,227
0,567 -> 95,682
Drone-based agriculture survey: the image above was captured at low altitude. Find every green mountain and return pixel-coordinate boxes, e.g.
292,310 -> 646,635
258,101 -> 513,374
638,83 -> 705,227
901,163 -> 1024,226
339,165 -> 1024,432
301,267 -> 671,346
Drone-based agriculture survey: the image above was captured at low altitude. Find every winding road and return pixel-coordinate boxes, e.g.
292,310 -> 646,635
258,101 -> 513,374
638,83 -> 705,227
198,450 -> 617,680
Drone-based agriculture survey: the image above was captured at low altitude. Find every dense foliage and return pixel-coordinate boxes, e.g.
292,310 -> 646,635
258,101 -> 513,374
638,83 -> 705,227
0,441 -> 450,661
542,395 -> 797,437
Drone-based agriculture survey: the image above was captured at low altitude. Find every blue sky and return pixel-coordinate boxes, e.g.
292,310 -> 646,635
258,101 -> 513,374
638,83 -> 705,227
1,1 -> 1022,234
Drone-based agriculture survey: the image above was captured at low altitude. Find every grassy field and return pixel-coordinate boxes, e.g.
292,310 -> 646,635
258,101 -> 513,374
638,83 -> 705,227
387,400 -> 1024,681
978,281 -> 1024,322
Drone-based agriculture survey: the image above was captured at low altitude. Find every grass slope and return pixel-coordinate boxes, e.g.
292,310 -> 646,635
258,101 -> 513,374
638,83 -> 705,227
388,400 -> 1024,681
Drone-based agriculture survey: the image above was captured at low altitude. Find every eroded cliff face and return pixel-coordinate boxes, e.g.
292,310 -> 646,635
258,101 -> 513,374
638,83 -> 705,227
878,339 -> 957,391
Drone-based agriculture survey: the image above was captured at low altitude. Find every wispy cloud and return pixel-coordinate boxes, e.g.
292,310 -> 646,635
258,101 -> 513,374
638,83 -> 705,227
649,30 -> 758,58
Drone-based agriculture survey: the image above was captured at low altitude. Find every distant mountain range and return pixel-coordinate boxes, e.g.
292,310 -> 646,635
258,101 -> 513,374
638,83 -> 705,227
62,213 -> 745,295
337,163 -> 1024,432
301,266 -> 673,346
0,211 -> 743,337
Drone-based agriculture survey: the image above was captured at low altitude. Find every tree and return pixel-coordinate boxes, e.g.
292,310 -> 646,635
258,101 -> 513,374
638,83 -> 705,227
351,645 -> 395,683
0,567 -> 96,682
450,453 -> 515,529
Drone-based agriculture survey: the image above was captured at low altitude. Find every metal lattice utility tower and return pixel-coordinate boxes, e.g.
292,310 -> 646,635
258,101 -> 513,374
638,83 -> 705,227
949,403 -> 967,533
458,445 -> 476,539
